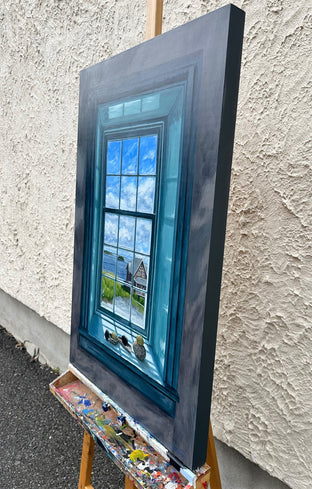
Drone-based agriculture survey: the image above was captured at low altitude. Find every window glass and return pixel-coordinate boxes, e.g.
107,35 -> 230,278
139,135 -> 157,175
106,141 -> 121,174
105,176 -> 120,208
104,213 -> 118,246
120,177 -> 137,211
135,218 -> 152,255
137,177 -> 156,213
100,134 -> 158,331
122,138 -> 138,174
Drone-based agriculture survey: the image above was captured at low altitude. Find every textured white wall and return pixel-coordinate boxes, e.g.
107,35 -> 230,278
0,1 -> 311,488
0,0 -> 146,331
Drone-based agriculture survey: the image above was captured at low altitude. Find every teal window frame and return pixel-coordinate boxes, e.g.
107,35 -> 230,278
79,82 -> 189,414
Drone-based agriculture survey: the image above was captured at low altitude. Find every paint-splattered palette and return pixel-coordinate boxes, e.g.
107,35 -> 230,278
50,369 -> 210,489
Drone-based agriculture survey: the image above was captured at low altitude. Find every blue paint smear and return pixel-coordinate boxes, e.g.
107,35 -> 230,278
82,408 -> 94,415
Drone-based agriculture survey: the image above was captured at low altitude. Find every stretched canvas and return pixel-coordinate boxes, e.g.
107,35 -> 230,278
70,4 -> 245,470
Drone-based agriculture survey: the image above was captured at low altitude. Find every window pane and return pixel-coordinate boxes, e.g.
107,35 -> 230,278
116,248 -> 133,283
134,253 -> 149,291
122,138 -> 139,174
119,215 -> 135,250
139,135 -> 157,175
120,177 -> 137,211
131,289 -> 146,328
105,176 -> 120,209
135,218 -> 152,255
142,94 -> 160,113
124,99 -> 141,115
107,141 -> 121,174
104,213 -> 118,246
102,245 -> 118,277
108,104 -> 123,119
114,281 -> 131,321
101,275 -> 115,312
137,177 -> 156,213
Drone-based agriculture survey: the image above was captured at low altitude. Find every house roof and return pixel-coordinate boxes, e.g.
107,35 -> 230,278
134,277 -> 147,287
127,258 -> 145,276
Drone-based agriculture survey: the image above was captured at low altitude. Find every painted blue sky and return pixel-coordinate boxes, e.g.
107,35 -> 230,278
104,213 -> 118,246
135,219 -> 152,254
104,135 -> 157,258
137,177 -> 155,213
107,141 -> 121,174
105,176 -> 120,209
120,177 -> 137,211
139,135 -> 157,175
106,135 -> 157,176
122,139 -> 138,174
103,214 -> 152,256
119,215 -> 135,249
105,135 -> 157,213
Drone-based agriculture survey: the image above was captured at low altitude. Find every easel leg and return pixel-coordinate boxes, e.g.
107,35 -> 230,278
206,421 -> 222,489
79,430 -> 95,489
125,476 -> 135,489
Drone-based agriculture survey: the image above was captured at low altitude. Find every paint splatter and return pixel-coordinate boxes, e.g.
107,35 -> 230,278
129,449 -> 148,462
53,379 -> 203,489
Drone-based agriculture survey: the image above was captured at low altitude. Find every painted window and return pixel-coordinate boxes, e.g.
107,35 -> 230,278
82,83 -> 187,413
101,134 -> 158,331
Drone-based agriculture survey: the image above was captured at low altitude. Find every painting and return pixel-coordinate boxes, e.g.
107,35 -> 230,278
70,4 -> 245,470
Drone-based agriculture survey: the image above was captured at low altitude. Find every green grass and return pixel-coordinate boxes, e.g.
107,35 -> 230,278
101,275 -> 145,314
101,276 -> 129,302
132,292 -> 145,314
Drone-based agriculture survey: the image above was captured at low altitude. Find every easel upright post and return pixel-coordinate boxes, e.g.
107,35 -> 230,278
79,431 -> 95,489
145,0 -> 163,39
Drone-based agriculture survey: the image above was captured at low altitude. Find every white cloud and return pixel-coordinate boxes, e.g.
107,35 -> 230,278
106,191 -> 119,208
104,214 -> 118,245
137,177 -> 155,213
119,216 -> 135,249
120,178 -> 137,211
136,219 -> 152,254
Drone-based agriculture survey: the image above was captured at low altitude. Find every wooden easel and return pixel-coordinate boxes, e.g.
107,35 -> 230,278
78,421 -> 221,489
77,2 -> 222,488
50,369 -> 221,489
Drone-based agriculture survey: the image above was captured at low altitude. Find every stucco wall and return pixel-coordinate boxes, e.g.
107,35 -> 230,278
0,1 -> 311,488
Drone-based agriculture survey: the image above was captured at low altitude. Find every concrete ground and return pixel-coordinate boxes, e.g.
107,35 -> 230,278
0,325 -> 123,489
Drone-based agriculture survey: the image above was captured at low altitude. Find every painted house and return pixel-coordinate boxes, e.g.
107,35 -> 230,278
126,258 -> 147,294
